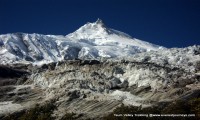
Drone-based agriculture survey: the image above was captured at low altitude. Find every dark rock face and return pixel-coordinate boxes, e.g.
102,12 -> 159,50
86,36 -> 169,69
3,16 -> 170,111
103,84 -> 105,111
80,60 -> 100,65
0,65 -> 29,92
113,67 -> 125,75
0,66 -> 28,78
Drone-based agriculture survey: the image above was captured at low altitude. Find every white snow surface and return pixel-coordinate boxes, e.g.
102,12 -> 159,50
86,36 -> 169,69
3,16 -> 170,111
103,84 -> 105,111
0,19 -> 161,65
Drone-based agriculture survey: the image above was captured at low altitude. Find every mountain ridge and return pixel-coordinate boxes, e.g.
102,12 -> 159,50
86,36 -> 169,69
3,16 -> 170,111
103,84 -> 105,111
0,19 -> 162,65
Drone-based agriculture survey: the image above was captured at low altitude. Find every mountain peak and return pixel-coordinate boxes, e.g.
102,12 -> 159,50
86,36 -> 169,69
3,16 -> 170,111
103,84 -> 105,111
67,19 -> 134,40
93,18 -> 107,29
95,18 -> 104,25
67,19 -> 108,38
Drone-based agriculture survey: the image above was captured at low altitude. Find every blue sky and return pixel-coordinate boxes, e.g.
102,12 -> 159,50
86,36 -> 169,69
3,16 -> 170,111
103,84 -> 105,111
0,0 -> 199,47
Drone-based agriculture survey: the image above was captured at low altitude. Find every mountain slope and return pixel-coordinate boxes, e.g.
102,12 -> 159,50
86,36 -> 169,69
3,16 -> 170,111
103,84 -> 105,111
66,19 -> 162,58
0,19 -> 162,65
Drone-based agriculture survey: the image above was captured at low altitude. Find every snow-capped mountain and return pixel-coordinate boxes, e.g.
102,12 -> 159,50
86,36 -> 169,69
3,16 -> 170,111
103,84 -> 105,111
0,19 -> 200,120
0,19 -> 162,65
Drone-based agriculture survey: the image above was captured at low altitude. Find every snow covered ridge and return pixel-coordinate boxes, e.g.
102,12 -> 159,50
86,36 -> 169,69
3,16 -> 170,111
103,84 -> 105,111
129,45 -> 200,72
0,19 -> 163,65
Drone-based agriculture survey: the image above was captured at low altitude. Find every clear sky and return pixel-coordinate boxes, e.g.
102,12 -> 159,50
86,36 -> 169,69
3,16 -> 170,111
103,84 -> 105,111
0,0 -> 199,48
